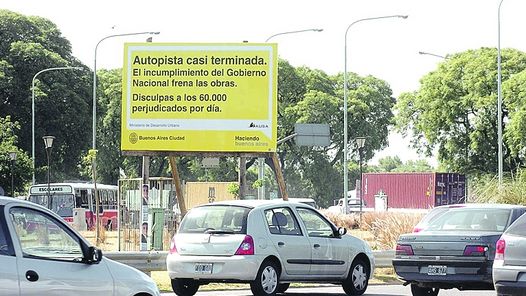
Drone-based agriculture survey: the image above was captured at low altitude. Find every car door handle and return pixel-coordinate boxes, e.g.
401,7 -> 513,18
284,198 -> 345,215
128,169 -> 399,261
277,242 -> 285,246
25,270 -> 39,282
313,244 -> 321,249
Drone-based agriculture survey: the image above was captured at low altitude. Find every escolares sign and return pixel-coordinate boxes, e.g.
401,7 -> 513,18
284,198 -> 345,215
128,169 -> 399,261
121,43 -> 277,153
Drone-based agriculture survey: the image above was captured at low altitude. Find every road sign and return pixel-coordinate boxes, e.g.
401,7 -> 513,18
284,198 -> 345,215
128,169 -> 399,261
294,123 -> 330,147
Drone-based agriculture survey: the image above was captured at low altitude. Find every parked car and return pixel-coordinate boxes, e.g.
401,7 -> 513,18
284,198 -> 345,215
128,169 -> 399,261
412,203 -> 468,232
393,203 -> 526,296
0,196 -> 160,296
166,199 -> 375,296
493,210 -> 526,295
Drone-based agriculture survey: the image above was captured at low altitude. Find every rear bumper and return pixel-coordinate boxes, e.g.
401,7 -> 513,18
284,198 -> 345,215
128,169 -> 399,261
166,253 -> 262,282
495,282 -> 526,295
393,258 -> 493,289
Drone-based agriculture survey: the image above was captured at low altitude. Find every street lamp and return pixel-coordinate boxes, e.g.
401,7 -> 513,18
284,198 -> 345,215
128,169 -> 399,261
355,137 -> 366,224
343,15 -> 408,214
9,151 -> 17,197
497,0 -> 504,186
42,136 -> 55,199
418,51 -> 446,59
92,31 -> 160,150
265,28 -> 323,42
32,66 -> 82,184
258,28 -> 323,200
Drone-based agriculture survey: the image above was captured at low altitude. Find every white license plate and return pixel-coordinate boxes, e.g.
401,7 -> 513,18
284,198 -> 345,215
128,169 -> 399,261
194,263 -> 213,274
427,265 -> 447,275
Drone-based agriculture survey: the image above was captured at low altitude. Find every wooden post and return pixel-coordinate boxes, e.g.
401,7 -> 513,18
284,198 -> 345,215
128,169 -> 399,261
169,156 -> 187,215
271,152 -> 288,201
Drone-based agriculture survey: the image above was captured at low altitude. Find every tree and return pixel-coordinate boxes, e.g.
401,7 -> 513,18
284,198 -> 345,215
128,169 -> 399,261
0,9 -> 91,184
396,48 -> 526,175
0,116 -> 32,196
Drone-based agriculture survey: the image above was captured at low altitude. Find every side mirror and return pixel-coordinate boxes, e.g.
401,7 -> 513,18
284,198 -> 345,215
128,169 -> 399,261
338,227 -> 347,236
85,246 -> 103,264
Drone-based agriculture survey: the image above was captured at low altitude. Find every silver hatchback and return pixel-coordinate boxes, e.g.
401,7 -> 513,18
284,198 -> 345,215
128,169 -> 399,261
493,212 -> 526,296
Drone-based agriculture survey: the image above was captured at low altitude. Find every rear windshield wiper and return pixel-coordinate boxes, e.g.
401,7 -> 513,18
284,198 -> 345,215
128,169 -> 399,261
205,229 -> 235,234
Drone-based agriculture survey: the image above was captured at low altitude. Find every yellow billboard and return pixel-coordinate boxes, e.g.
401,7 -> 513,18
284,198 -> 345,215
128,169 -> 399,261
121,43 -> 277,152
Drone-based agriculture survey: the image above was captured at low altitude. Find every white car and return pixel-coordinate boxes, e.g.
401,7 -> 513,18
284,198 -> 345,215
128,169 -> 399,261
0,196 -> 160,296
166,199 -> 375,296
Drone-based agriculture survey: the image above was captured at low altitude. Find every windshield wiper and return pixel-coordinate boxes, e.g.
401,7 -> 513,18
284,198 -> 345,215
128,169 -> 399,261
205,229 -> 235,234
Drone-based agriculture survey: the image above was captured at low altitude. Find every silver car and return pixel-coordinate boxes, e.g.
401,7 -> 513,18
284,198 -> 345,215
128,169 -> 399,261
0,196 -> 160,296
166,199 -> 375,296
493,211 -> 526,295
393,203 -> 526,296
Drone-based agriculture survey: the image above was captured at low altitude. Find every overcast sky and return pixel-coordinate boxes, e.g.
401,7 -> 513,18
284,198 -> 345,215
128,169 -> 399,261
4,0 -> 526,167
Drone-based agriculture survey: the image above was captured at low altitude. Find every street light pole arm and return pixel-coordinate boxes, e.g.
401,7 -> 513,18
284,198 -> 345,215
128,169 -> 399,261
265,28 -> 323,42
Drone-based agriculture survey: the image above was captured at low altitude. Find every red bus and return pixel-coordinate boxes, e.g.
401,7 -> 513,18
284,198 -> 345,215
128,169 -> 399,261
28,183 -> 118,230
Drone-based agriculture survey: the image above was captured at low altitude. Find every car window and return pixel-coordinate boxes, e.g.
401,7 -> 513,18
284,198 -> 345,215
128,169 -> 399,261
296,208 -> 335,238
10,207 -> 83,261
264,207 -> 302,236
179,205 -> 249,234
0,206 -> 15,256
426,208 -> 510,231
506,213 -> 526,237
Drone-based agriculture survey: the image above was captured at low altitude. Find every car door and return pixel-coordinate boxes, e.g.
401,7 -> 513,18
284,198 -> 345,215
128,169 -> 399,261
264,207 -> 311,276
296,207 -> 349,276
7,205 -> 114,296
0,205 -> 19,295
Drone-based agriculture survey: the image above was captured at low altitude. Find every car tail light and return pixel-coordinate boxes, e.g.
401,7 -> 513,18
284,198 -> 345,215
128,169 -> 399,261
495,239 -> 506,260
235,235 -> 254,255
463,245 -> 487,256
169,236 -> 178,254
412,226 -> 423,233
396,244 -> 414,256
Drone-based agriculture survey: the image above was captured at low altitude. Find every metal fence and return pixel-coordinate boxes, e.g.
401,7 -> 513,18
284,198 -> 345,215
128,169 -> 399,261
117,177 -> 179,251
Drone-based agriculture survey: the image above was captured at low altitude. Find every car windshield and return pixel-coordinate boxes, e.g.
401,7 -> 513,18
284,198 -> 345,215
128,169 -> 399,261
426,208 -> 511,232
179,205 -> 250,234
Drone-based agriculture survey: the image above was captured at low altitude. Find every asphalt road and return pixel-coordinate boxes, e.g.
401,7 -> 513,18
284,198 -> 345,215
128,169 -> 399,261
161,284 -> 497,295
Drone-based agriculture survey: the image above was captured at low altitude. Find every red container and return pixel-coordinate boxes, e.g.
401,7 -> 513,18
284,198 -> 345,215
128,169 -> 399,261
361,172 -> 466,209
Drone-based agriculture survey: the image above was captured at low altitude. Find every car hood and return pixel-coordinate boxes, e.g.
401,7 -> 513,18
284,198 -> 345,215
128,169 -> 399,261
398,231 -> 502,257
102,257 -> 160,296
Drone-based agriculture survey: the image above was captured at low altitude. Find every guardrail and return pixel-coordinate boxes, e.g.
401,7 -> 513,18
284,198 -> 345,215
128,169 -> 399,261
105,250 -> 395,273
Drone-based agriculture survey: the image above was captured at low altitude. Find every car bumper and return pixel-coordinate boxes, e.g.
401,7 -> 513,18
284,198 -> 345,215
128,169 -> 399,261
166,253 -> 262,281
393,258 -> 493,287
493,264 -> 526,295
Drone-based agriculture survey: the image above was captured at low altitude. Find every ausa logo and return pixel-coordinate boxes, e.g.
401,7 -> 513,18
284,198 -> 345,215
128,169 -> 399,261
129,132 -> 138,144
249,122 -> 269,128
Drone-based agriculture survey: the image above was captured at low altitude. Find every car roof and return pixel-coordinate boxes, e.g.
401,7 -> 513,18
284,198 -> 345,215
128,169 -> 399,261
434,203 -> 526,209
197,199 -> 308,209
0,195 -> 45,207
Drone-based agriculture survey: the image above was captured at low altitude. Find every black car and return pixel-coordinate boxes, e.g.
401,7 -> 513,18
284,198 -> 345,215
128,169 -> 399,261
393,203 -> 526,296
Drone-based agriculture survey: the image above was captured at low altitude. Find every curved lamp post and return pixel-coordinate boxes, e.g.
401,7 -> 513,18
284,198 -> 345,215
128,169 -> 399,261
42,136 -> 55,200
418,51 -> 446,59
265,28 -> 323,42
258,28 -> 323,200
497,0 -> 504,186
9,151 -> 17,197
92,31 -> 159,150
32,66 -> 82,185
343,15 -> 408,214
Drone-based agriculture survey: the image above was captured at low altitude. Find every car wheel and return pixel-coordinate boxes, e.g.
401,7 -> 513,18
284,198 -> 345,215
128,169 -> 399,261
276,283 -> 290,294
171,278 -> 199,296
250,260 -> 279,296
342,259 -> 369,295
410,284 -> 439,296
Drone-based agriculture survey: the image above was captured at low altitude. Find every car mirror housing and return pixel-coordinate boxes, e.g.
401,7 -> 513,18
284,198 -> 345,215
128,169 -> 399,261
338,227 -> 347,236
85,246 -> 103,264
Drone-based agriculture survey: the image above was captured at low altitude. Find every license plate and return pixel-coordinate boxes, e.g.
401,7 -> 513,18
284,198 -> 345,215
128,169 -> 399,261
427,265 -> 447,275
194,263 -> 213,274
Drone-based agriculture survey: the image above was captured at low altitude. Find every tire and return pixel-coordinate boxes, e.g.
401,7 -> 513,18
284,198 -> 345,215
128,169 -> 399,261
250,260 -> 279,296
342,259 -> 369,295
171,278 -> 199,296
276,283 -> 290,294
410,284 -> 439,296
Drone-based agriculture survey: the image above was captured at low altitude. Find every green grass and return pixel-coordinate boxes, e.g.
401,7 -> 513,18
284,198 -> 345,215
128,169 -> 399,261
152,267 -> 399,292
